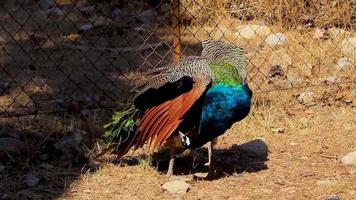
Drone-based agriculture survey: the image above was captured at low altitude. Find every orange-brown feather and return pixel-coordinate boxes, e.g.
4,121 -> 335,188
137,85 -> 206,152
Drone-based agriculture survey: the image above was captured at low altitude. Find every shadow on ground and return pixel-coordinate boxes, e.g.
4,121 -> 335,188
0,124 -> 101,200
119,139 -> 269,180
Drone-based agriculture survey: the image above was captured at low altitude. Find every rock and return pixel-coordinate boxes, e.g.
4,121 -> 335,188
136,10 -> 156,24
80,6 -> 95,16
316,179 -> 337,187
268,50 -> 292,73
75,0 -> 87,9
271,127 -> 285,134
324,76 -> 340,84
289,142 -> 298,146
38,0 -> 55,9
162,180 -> 190,194
23,173 -> 39,187
46,8 -> 65,16
313,28 -> 326,39
239,139 -> 268,156
341,151 -> 356,166
0,81 -> 11,93
134,27 -> 145,33
297,92 -> 315,105
39,163 -> 54,169
0,137 -> 25,154
79,24 -> 93,32
327,28 -> 351,41
265,33 -> 287,46
55,132 -> 83,150
267,65 -> 285,80
112,8 -> 132,21
325,194 -> 342,200
340,38 -> 356,59
93,16 -> 107,27
237,25 -> 271,39
286,74 -> 303,86
335,57 -> 353,71
271,128 -> 284,133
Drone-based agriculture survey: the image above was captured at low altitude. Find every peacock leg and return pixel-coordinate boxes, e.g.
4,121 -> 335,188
205,139 -> 217,180
205,141 -> 213,166
166,149 -> 175,176
205,138 -> 217,166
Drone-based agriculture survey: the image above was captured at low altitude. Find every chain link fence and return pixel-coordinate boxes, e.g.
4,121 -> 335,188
0,0 -> 355,121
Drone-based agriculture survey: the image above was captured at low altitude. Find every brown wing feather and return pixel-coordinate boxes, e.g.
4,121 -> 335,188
137,84 -> 206,151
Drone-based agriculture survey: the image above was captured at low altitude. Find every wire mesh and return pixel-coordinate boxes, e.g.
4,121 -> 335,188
0,0 -> 355,119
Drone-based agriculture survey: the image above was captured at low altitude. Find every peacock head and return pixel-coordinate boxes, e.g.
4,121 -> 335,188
178,131 -> 191,148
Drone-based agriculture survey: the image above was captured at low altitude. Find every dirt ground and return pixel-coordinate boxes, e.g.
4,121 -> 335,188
0,1 -> 355,200
56,87 -> 355,200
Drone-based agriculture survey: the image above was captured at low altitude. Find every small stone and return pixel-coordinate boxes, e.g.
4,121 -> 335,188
325,194 -> 342,200
289,142 -> 298,146
297,92 -> 315,105
194,172 -> 208,178
75,0 -> 87,9
239,139 -> 268,156
265,33 -> 287,46
335,57 -> 353,71
273,178 -> 286,185
162,180 -> 190,194
23,173 -> 39,187
286,74 -> 303,86
341,151 -> 356,166
55,132 -> 83,150
268,50 -> 292,74
237,25 -> 271,39
93,16 -> 107,27
0,137 -> 25,154
79,24 -> 93,32
38,0 -> 55,9
46,8 -> 65,16
324,76 -> 339,84
134,27 -> 145,33
316,179 -> 337,187
267,65 -> 285,80
136,10 -> 156,24
313,28 -> 326,39
80,6 -> 95,16
271,127 -> 285,134
39,163 -> 54,169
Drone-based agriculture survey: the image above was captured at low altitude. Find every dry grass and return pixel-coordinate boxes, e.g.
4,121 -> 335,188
0,1 -> 355,199
59,87 -> 356,200
182,0 -> 356,28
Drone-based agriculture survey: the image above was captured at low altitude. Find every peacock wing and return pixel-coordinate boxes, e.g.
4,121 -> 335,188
135,75 -> 211,152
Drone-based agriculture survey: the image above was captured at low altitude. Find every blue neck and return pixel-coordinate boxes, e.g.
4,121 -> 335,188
186,83 -> 252,149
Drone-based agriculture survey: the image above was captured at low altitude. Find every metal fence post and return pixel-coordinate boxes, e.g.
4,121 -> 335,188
171,0 -> 181,63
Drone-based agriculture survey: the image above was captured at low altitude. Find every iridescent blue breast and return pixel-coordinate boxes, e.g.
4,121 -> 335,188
188,83 -> 252,148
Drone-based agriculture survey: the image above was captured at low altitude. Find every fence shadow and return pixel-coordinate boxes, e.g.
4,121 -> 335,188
0,123 -> 102,200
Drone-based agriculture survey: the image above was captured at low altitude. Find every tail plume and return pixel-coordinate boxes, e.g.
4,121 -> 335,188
103,104 -> 140,156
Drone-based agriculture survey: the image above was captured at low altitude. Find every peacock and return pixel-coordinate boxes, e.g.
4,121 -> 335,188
104,39 -> 252,179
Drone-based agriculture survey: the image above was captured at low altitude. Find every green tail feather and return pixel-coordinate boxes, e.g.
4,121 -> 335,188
103,104 -> 140,146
